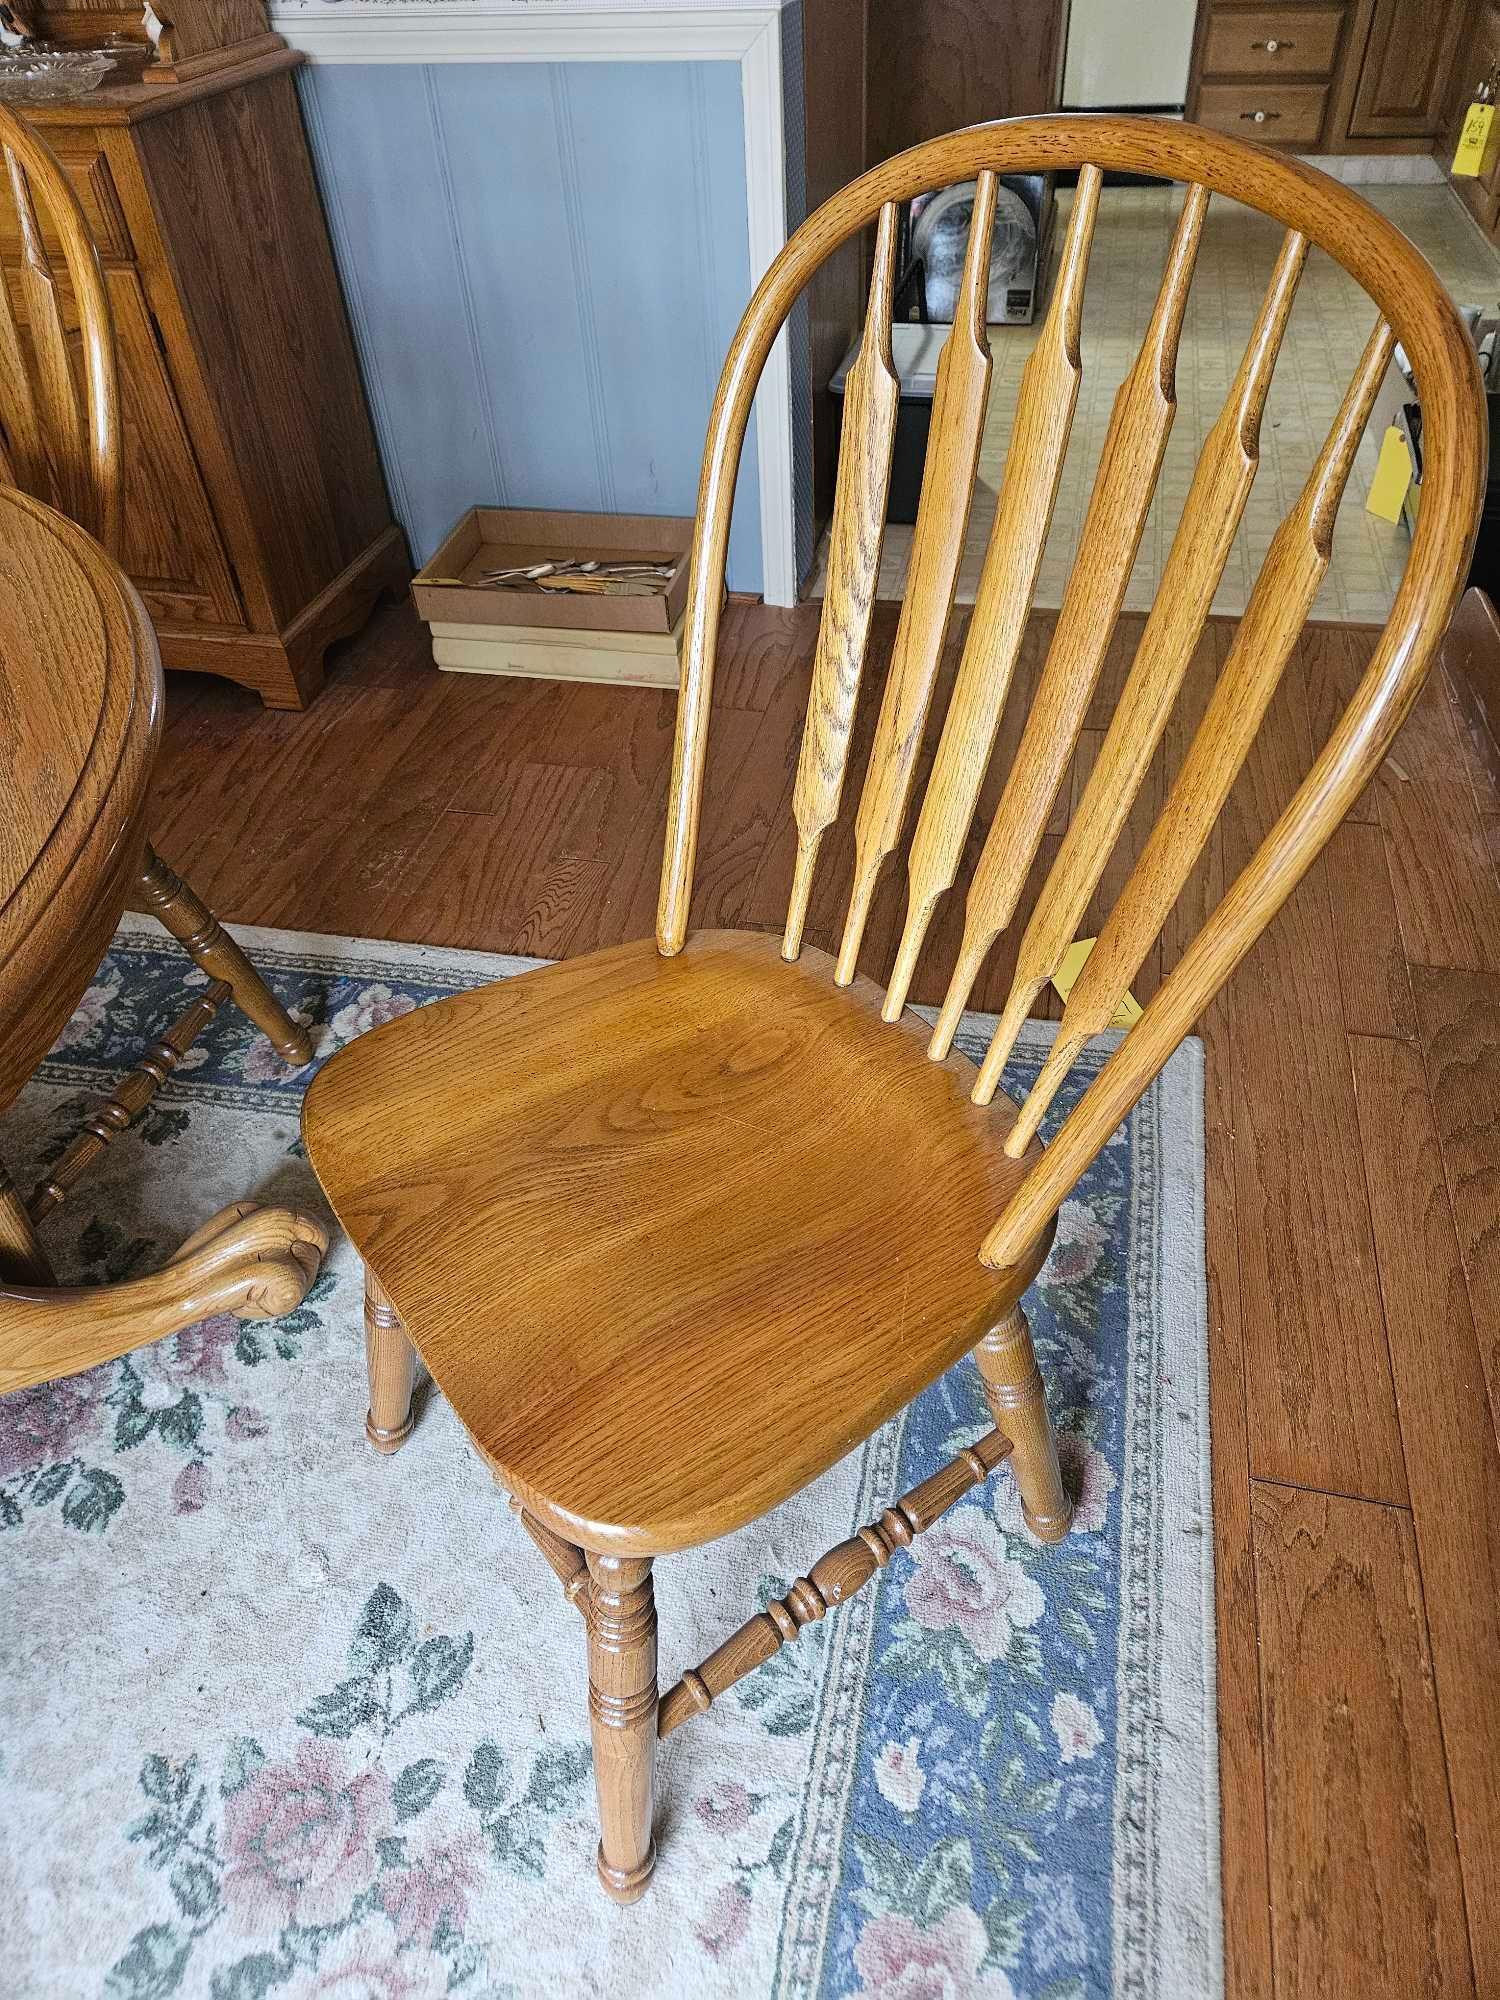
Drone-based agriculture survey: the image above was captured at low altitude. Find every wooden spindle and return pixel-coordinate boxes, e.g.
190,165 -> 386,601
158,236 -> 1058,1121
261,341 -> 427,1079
929,183 -> 1210,1061
509,1496 -> 592,1615
835,172 -> 999,985
784,203 -> 901,959
27,981 -> 232,1223
996,315 -> 1396,1136
978,227 -> 1308,1081
657,1426 -> 1012,1737
881,167 -> 1102,1020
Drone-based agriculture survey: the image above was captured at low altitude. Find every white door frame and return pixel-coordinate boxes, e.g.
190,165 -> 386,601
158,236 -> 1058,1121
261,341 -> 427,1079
271,0 -> 796,605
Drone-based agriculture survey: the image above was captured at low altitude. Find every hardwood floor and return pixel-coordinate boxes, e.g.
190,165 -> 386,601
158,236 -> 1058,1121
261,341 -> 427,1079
136,597 -> 1500,2000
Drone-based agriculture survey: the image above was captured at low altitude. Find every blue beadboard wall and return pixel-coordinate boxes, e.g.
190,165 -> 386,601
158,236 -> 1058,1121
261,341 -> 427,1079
299,60 -> 764,592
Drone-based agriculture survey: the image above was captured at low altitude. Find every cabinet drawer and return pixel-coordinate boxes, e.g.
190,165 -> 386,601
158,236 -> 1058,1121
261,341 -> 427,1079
1197,81 -> 1329,146
1203,8 -> 1344,79
0,142 -> 132,264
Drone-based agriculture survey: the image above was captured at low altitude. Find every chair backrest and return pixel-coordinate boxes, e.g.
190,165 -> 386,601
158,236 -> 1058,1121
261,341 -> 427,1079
657,115 -> 1485,1274
0,103 -> 120,559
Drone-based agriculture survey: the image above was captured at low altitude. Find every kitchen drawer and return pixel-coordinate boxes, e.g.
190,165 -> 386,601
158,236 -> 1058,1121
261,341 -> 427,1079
1196,80 -> 1330,146
1203,7 -> 1344,79
0,143 -> 132,264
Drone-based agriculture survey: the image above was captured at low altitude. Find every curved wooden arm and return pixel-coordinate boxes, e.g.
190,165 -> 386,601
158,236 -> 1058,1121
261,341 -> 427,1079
0,1201 -> 328,1394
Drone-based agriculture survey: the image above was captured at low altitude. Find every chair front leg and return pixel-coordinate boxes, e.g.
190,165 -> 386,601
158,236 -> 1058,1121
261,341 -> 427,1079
364,1270 -> 416,1453
138,845 -> 313,1066
975,1300 -> 1073,1543
585,1550 -> 657,1904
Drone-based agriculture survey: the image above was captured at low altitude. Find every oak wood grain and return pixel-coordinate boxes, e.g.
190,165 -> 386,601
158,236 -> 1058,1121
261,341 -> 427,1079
1377,669 -> 1500,973
303,929 -> 1053,1556
1252,1484 -> 1476,2000
1351,1033 -> 1500,1996
1412,965 -> 1500,1431
931,180 -> 1210,1059
882,166 -> 1101,1015
836,171 -> 998,981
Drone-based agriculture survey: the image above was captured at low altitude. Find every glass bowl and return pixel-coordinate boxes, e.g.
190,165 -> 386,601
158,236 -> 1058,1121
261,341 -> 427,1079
0,48 -> 114,102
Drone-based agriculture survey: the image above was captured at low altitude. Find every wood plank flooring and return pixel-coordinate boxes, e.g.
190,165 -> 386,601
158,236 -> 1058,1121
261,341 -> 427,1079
133,598 -> 1500,2000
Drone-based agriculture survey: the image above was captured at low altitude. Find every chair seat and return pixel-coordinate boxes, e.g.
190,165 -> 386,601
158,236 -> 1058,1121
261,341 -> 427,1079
302,929 -> 1051,1554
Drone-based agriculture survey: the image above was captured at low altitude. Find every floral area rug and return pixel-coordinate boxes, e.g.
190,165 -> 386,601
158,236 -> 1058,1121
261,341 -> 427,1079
0,917 -> 1217,2000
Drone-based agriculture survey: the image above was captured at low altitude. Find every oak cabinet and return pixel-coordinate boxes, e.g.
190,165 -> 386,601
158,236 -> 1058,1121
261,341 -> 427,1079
1189,0 -> 1467,153
14,52 -> 408,710
1346,0 -> 1468,136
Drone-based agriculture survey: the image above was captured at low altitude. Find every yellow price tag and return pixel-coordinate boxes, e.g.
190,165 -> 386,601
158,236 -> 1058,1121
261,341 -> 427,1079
1050,938 -> 1143,1029
1365,425 -> 1413,524
1453,100 -> 1497,176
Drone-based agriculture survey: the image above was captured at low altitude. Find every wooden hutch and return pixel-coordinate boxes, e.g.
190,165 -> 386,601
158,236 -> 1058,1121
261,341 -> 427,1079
5,0 -> 407,709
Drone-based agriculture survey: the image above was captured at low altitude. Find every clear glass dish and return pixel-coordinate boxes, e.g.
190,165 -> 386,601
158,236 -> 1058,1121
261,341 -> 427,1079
0,48 -> 114,102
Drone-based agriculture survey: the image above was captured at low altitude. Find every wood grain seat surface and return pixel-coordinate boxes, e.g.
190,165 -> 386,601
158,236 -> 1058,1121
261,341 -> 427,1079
303,929 -> 1051,1553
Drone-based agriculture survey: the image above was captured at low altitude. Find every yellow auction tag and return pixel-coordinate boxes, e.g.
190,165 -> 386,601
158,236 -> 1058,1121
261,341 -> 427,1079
1453,99 -> 1497,176
1051,938 -> 1143,1028
1365,425 -> 1413,523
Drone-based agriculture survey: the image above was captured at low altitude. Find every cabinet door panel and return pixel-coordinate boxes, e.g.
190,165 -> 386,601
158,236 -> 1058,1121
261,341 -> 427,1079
1351,0 -> 1465,136
107,267 -> 244,629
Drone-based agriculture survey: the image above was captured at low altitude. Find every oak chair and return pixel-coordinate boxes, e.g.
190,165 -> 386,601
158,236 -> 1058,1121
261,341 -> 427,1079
301,117 -> 1484,1903
0,106 -> 312,1236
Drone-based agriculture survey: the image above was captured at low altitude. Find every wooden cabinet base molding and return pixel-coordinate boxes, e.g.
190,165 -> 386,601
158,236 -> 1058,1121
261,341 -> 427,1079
15,51 -> 407,710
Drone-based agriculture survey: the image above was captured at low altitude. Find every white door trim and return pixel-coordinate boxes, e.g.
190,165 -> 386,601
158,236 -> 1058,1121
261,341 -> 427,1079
271,1 -> 796,604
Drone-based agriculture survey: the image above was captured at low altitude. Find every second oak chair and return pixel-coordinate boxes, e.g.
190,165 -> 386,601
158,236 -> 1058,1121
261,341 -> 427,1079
301,117 -> 1483,1902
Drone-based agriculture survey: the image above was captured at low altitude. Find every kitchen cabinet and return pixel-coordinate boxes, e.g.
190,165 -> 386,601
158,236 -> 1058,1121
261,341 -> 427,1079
1189,0 -> 1467,153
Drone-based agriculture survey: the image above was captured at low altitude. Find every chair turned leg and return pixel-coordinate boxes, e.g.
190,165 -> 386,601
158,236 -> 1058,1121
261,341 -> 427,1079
585,1551 -> 657,1904
975,1301 -> 1073,1544
364,1271 -> 415,1454
138,845 -> 313,1066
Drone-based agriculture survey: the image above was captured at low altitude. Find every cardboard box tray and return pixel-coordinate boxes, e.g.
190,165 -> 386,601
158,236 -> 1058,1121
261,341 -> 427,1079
412,507 -> 692,636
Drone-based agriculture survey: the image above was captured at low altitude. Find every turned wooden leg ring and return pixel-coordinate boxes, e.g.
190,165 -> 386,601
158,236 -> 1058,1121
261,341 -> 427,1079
586,1551 -> 657,1903
139,846 -> 313,1066
364,1272 -> 416,1453
976,1301 -> 1073,1543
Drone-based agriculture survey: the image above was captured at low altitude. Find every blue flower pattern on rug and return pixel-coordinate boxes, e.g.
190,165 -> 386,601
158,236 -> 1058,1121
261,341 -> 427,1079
0,926 -> 1211,1999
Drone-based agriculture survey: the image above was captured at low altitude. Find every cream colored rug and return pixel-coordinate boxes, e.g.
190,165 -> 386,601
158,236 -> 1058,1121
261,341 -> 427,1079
0,917 -> 1213,1998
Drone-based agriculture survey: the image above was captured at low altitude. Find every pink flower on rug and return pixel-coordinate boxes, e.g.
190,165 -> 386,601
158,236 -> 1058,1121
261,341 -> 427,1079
906,1509 -> 1043,1662
328,984 -> 416,1050
243,1015 -> 314,1084
172,1462 -> 209,1515
226,1405 -> 270,1441
853,1906 -> 1018,1999
1050,1691 -> 1103,1764
0,1372 -> 105,1480
379,1830 -> 487,1945
1045,1199 -> 1110,1287
873,1738 -> 925,1814
694,1879 -> 752,1959
995,1431 -> 1116,1543
307,1934 -> 450,1999
53,968 -> 122,1050
221,1738 -> 392,1934
693,1780 -> 754,1835
151,1312 -> 240,1388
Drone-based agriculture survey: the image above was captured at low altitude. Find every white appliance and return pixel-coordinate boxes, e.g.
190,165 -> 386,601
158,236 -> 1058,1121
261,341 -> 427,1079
1063,0 -> 1198,111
